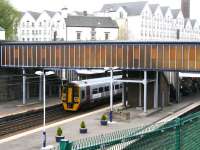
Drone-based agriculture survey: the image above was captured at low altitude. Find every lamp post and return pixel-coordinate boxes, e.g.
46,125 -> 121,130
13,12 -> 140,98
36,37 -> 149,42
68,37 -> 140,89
104,67 -> 119,122
35,70 -> 54,148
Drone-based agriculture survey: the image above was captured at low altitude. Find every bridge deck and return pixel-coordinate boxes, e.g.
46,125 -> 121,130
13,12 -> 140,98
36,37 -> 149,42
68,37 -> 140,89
0,41 -> 199,71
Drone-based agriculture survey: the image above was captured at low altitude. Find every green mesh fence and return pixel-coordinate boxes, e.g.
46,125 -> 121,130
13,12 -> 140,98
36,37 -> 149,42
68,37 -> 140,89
60,111 -> 200,150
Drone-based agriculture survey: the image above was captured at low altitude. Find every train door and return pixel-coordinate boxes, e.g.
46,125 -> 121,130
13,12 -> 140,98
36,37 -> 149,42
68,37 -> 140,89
86,86 -> 90,101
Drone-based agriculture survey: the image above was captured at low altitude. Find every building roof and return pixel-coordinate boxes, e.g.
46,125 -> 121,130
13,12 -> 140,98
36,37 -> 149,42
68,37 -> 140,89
27,11 -> 41,20
160,6 -> 169,16
65,16 -> 118,28
191,19 -> 197,27
101,1 -> 148,16
44,10 -> 57,18
171,9 -> 180,18
184,18 -> 191,27
149,4 -> 159,14
0,26 -> 5,31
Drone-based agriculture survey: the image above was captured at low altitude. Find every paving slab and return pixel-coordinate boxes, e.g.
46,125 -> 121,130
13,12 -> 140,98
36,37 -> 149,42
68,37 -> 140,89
0,94 -> 200,150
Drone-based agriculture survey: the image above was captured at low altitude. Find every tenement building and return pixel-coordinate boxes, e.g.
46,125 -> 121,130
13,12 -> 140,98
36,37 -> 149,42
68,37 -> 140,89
96,1 -> 199,41
17,8 -> 118,41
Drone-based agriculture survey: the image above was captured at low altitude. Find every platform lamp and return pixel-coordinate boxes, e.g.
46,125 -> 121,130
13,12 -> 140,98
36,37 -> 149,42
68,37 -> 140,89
35,70 -> 54,148
104,66 -> 119,122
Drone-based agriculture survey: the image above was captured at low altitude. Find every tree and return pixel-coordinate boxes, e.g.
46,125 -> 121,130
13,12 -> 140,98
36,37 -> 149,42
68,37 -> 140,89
0,0 -> 21,40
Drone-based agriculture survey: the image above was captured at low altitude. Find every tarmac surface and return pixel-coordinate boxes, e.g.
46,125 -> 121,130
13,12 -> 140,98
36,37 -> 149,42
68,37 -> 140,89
0,94 -> 200,150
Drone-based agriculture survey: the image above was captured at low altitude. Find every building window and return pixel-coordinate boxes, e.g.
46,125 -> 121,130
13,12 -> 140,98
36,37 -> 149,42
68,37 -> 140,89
32,30 -> 34,35
76,31 -> 81,40
105,32 -> 109,40
91,28 -> 96,40
119,11 -> 124,18
22,38 -> 25,41
22,30 -> 24,35
32,22 -> 34,27
26,20 -> 30,27
39,22 -> 42,27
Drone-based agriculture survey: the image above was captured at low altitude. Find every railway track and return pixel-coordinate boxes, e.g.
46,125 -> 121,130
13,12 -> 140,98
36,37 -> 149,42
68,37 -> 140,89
0,104 -> 73,138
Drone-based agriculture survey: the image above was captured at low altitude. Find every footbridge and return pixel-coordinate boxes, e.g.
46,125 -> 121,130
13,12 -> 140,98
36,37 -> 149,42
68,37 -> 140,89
1,41 -> 199,113
0,41 -> 200,72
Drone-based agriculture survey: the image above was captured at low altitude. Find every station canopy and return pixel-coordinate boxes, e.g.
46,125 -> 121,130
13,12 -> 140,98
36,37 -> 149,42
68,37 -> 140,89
179,72 -> 200,78
75,69 -> 106,75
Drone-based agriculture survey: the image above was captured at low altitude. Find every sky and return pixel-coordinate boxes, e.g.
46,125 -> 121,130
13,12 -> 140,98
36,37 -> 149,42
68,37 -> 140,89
9,0 -> 199,19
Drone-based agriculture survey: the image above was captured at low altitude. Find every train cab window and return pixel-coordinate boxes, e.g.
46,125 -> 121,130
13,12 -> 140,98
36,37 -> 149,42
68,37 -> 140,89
115,85 -> 119,90
81,90 -> 85,99
73,87 -> 79,97
92,88 -> 98,94
99,87 -> 104,93
120,84 -> 123,88
105,86 -> 109,92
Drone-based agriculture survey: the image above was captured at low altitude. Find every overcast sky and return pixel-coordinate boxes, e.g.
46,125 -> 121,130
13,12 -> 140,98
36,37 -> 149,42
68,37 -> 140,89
9,0 -> 199,19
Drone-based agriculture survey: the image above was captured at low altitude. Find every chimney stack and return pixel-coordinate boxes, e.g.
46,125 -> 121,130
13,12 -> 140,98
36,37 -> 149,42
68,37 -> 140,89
181,0 -> 190,18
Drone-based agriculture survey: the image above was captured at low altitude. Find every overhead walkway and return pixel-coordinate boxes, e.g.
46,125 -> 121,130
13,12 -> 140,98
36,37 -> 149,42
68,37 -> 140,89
0,41 -> 200,72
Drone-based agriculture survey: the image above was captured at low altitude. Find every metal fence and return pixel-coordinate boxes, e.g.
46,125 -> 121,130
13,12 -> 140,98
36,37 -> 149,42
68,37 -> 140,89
59,111 -> 200,150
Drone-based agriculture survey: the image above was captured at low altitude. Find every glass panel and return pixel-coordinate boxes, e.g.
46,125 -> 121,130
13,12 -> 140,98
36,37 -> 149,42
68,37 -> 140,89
196,45 -> 200,70
151,45 -> 157,69
134,45 -> 139,68
96,44 -> 101,67
189,45 -> 195,70
183,45 -> 189,70
122,44 -> 128,68
45,45 -> 50,66
10,45 -> 14,65
163,45 -> 170,69
170,45 -> 176,70
145,44 -> 151,69
176,45 -> 182,70
74,45 -> 79,67
139,44 -> 145,68
111,44 -> 116,67
100,44 -> 106,67
158,45 -> 163,69
128,45 -> 133,68
116,44 -> 122,67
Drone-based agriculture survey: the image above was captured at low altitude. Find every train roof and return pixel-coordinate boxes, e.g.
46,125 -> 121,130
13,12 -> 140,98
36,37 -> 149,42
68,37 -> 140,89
71,75 -> 122,87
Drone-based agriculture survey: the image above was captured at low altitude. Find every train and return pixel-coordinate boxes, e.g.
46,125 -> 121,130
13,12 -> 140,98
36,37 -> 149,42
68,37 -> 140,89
61,76 -> 122,111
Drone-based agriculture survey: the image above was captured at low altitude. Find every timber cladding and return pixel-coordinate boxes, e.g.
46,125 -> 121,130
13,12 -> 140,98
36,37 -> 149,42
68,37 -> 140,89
0,41 -> 199,71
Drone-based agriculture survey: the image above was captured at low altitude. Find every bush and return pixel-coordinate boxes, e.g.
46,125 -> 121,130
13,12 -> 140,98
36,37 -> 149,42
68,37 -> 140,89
80,121 -> 86,128
57,127 -> 63,136
101,114 -> 107,121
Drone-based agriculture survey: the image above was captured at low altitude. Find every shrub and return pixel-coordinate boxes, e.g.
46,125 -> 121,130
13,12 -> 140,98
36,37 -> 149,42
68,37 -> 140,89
101,114 -> 107,121
57,127 -> 63,136
80,121 -> 86,128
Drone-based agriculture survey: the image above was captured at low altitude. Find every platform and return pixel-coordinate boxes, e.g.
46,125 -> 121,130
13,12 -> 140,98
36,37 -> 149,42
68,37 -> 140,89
0,97 -> 61,118
0,94 -> 200,150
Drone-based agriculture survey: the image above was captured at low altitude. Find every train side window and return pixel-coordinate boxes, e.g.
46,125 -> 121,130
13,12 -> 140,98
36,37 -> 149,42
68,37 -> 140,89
120,84 -> 122,88
81,90 -> 85,99
92,88 -> 98,94
99,87 -> 104,93
115,85 -> 119,89
105,86 -> 109,92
